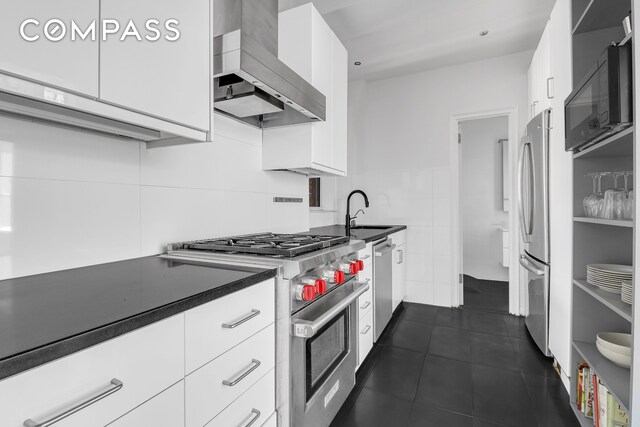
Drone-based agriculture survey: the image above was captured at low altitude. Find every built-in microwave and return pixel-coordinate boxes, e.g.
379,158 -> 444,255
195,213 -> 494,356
565,43 -> 632,152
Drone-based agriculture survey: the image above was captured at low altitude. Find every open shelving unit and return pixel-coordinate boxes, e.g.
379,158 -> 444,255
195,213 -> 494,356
569,1 -> 635,425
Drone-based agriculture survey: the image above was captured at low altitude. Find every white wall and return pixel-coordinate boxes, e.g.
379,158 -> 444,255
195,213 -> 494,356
0,113 -> 309,280
460,116 -> 509,282
337,51 -> 531,307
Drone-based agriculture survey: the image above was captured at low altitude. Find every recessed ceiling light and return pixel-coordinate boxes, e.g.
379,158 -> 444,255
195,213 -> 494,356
479,30 -> 489,36
354,61 -> 362,66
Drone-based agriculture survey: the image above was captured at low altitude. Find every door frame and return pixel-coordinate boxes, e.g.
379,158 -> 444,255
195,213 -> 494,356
450,107 -> 523,315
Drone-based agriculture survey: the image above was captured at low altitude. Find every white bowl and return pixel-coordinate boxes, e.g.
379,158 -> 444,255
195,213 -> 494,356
597,332 -> 632,356
596,341 -> 631,368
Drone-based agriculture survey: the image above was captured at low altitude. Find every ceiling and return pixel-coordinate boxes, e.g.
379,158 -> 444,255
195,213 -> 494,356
279,0 -> 556,82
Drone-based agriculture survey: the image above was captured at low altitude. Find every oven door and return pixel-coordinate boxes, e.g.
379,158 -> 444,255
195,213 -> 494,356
290,280 -> 369,427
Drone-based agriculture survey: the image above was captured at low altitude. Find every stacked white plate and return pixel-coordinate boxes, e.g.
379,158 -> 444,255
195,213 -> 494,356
586,264 -> 632,294
621,280 -> 633,305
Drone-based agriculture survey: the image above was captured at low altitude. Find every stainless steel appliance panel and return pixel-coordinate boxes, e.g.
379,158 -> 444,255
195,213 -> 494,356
519,252 -> 551,356
290,281 -> 366,427
519,110 -> 550,264
373,239 -> 395,341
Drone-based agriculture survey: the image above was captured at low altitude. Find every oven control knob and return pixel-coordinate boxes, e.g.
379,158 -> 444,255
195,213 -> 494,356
334,270 -> 345,284
296,284 -> 316,301
314,279 -> 327,294
349,262 -> 359,275
356,260 -> 365,271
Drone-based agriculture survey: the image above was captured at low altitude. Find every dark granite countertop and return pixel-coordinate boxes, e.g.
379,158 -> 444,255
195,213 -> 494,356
0,256 -> 277,381
307,224 -> 407,243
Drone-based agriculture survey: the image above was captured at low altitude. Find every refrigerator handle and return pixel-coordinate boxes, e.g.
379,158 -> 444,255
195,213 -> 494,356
525,142 -> 535,237
518,138 -> 532,243
519,254 -> 545,276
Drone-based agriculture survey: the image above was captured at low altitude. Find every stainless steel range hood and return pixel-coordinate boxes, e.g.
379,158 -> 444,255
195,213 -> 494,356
213,0 -> 326,128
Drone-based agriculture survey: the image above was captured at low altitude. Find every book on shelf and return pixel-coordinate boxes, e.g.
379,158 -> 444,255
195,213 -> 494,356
575,362 -> 630,427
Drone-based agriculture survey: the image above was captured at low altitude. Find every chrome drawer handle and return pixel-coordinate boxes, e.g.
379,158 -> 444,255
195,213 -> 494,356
23,378 -> 123,427
222,309 -> 261,329
360,254 -> 371,260
360,301 -> 371,310
361,325 -> 371,335
222,359 -> 261,386
243,409 -> 261,427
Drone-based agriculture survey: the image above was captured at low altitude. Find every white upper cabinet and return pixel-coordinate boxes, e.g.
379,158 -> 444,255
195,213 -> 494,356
100,0 -> 211,132
262,3 -> 348,177
0,0 -> 99,97
527,21 -> 552,118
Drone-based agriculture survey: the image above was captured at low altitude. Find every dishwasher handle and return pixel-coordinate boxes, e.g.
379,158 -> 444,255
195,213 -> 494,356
375,243 -> 396,257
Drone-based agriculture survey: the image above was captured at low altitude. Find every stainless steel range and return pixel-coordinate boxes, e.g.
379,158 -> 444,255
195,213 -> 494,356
164,232 -> 369,427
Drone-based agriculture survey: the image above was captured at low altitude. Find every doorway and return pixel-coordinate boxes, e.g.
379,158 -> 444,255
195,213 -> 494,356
450,108 -> 521,315
459,116 -> 509,312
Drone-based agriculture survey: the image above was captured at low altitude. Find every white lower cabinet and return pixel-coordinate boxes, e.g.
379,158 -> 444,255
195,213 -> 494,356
205,369 -> 275,427
391,231 -> 407,311
0,278 -> 277,427
185,278 -> 276,374
357,306 -> 374,368
186,324 -> 276,427
0,315 -> 184,427
108,381 -> 185,427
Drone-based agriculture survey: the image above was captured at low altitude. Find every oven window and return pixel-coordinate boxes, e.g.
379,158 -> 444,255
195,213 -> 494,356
306,308 -> 349,400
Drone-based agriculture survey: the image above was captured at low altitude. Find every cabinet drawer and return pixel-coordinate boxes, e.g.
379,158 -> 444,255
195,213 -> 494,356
205,369 -> 275,427
358,307 -> 374,366
502,248 -> 510,268
0,315 -> 184,427
357,283 -> 373,318
108,381 -> 184,427
186,279 -> 275,373
186,324 -> 276,427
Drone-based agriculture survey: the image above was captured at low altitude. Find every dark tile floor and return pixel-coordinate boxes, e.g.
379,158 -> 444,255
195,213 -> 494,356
330,303 -> 579,427
463,275 -> 509,313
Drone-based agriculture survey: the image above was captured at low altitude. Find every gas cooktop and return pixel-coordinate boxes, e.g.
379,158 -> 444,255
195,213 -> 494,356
167,232 -> 350,258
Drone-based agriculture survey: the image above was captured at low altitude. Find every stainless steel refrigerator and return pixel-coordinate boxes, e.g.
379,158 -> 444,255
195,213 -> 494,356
518,109 -> 552,357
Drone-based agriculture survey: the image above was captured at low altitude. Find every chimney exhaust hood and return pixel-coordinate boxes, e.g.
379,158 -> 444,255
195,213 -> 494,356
213,0 -> 326,128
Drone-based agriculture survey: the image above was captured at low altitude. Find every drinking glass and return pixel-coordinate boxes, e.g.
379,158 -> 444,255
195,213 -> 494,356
623,171 -> 634,219
603,172 -> 626,220
583,173 -> 599,217
596,172 -> 610,218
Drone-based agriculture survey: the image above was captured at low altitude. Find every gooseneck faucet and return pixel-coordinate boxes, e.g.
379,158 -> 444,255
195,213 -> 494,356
345,190 -> 370,229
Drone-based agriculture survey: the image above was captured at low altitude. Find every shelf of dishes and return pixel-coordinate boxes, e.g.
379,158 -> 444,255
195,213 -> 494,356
584,263 -> 633,306
573,280 -> 632,323
581,171 -> 634,220
572,341 -> 631,414
573,127 -> 634,160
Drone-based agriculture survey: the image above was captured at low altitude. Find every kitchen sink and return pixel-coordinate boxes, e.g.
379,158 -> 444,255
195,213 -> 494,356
349,225 -> 393,230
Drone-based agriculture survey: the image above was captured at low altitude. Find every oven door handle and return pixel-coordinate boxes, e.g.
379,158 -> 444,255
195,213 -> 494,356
291,281 -> 370,338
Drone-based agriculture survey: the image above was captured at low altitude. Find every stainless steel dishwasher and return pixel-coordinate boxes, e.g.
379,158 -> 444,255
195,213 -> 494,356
373,238 -> 396,341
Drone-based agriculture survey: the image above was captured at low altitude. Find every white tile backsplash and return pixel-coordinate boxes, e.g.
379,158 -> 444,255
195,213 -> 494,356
0,115 -> 140,185
0,177 -> 140,280
0,113 -> 310,280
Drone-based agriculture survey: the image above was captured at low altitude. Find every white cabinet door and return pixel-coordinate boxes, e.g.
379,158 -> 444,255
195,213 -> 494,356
528,21 -> 552,119
262,3 -> 347,176
309,9 -> 333,170
547,0 -> 573,381
100,0 -> 210,131
357,307 -> 374,367
331,32 -> 348,174
108,381 -> 184,427
392,244 -> 406,311
0,0 -> 99,97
